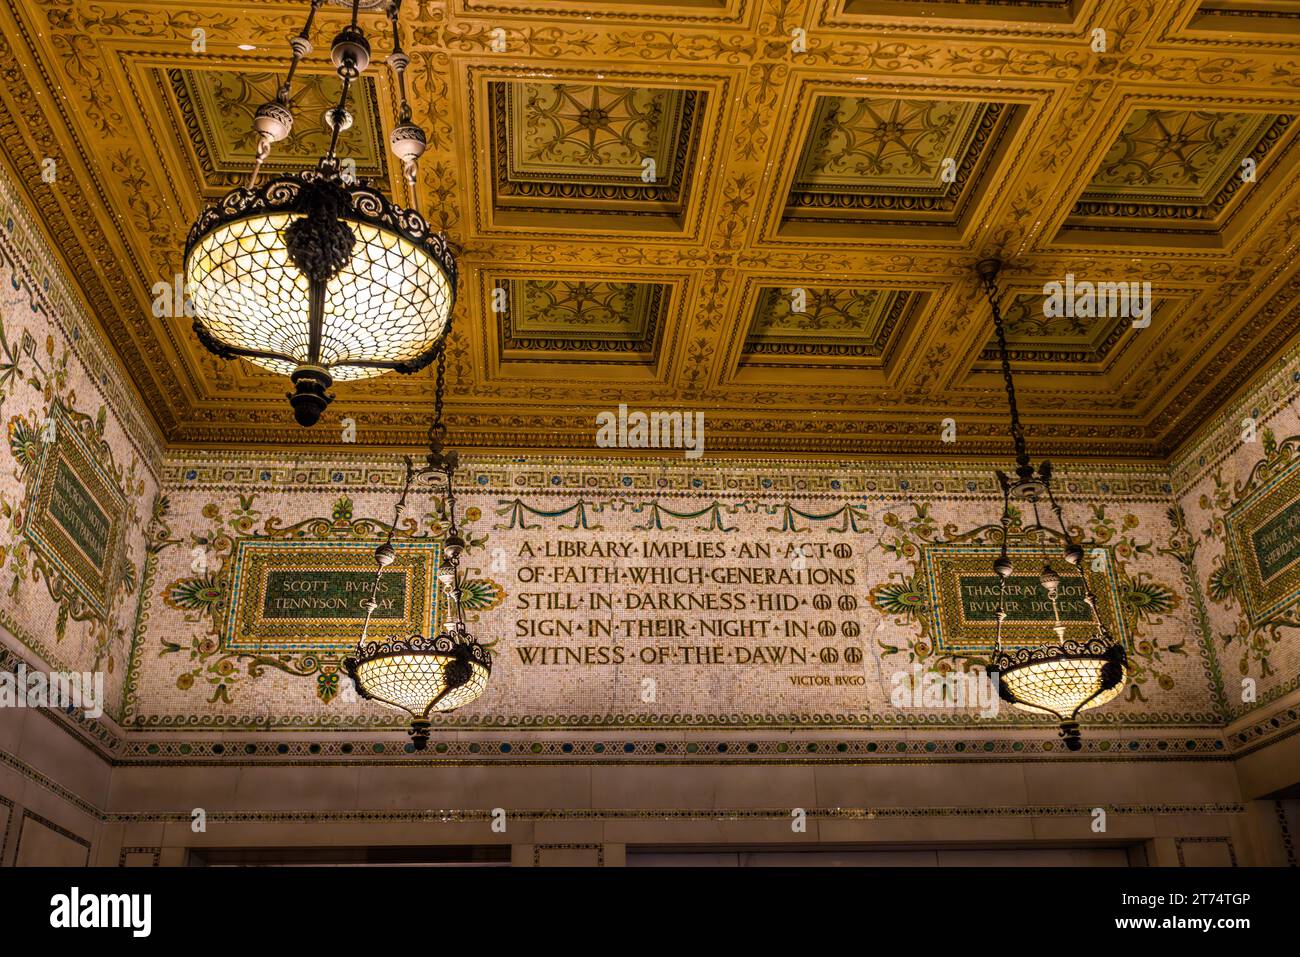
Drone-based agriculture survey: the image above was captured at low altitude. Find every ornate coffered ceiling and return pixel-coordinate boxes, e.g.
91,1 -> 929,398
1,0 -> 1300,459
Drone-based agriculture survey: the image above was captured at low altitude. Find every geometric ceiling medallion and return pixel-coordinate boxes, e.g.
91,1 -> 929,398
1063,108 -> 1296,239
487,79 -> 706,228
741,286 -> 922,369
781,94 -> 1021,237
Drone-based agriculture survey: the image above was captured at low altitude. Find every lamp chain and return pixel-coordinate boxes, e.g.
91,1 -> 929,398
980,267 -> 1031,474
248,0 -> 326,186
358,457 -> 414,644
323,0 -> 365,167
429,343 -> 447,453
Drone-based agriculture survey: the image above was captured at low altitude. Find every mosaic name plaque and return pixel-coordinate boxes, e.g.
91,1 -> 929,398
922,544 -> 1127,655
223,540 -> 441,653
23,401 -> 127,617
1225,455 -> 1300,627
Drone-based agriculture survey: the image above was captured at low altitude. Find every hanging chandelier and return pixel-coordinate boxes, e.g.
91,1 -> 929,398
183,0 -> 456,427
977,258 -> 1128,752
343,349 -> 491,750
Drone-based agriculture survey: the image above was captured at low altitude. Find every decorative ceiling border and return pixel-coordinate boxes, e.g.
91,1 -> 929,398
157,449 -> 1177,499
0,4 -> 181,438
454,0 -> 755,27
102,729 -> 1240,764
1154,250 -> 1300,457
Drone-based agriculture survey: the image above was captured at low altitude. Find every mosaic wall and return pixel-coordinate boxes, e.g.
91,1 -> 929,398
0,171 -> 162,720
121,453 -> 1222,733
1172,344 -> 1300,720
0,159 -> 1295,743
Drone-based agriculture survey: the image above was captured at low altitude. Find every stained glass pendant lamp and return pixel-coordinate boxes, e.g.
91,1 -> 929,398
977,259 -> 1128,752
343,350 -> 491,750
183,0 -> 456,426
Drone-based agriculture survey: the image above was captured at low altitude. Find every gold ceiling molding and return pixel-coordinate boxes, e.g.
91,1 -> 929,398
0,0 -> 1298,460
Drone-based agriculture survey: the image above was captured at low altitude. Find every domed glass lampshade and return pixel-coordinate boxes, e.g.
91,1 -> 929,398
184,170 -> 457,426
344,626 -> 491,749
342,426 -> 492,750
992,637 -> 1128,749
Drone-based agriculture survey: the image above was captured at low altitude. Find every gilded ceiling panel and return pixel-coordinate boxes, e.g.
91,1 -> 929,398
782,93 -> 1021,233
1064,108 -> 1297,238
489,80 -> 704,219
792,98 -> 987,195
742,286 -> 917,363
166,68 -> 386,194
495,277 -> 667,362
977,293 -> 1140,365
1195,0 -> 1300,17
3,0 -> 1300,459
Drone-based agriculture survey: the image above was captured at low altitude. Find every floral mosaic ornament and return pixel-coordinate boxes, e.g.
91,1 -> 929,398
153,494 -> 504,705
